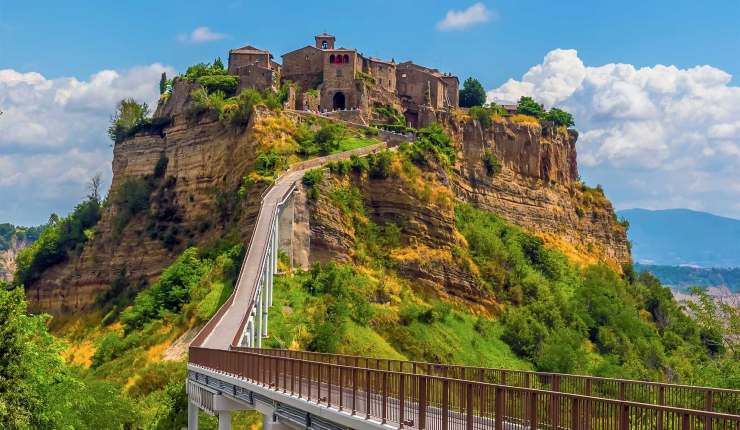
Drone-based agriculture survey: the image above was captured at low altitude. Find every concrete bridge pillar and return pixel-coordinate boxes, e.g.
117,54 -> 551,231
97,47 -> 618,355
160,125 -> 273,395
256,286 -> 263,348
188,400 -> 199,430
262,413 -> 291,430
218,411 -> 231,430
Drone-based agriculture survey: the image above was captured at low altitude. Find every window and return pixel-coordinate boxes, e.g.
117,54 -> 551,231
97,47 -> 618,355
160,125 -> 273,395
322,41 -> 328,49
336,69 -> 342,77
401,73 -> 407,78
329,54 -> 335,64
343,54 -> 349,64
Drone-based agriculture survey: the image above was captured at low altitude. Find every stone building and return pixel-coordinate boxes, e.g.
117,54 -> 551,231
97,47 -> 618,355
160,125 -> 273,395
224,34 -> 458,123
228,45 -> 281,92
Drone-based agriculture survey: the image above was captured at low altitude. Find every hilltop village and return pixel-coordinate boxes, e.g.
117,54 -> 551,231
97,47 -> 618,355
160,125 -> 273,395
163,33 -> 461,128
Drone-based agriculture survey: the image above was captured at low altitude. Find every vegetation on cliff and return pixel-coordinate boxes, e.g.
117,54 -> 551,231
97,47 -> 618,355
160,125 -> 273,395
14,198 -> 101,287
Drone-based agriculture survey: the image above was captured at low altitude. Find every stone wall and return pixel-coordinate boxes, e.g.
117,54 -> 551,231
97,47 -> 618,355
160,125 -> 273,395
281,46 -> 324,91
235,64 -> 275,92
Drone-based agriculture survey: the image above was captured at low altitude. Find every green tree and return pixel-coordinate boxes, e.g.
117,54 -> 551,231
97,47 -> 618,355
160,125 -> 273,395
544,107 -> 575,127
108,98 -> 150,142
516,96 -> 545,118
213,57 -> 225,73
459,77 -> 487,108
159,72 -> 167,95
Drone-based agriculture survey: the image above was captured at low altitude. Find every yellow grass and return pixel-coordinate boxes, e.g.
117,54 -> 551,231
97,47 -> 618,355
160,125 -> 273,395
251,113 -> 299,155
61,340 -> 95,368
510,114 -> 541,126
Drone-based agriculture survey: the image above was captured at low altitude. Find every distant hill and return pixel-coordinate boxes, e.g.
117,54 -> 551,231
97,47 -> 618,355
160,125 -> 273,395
618,208 -> 740,268
635,263 -> 740,293
0,223 -> 44,282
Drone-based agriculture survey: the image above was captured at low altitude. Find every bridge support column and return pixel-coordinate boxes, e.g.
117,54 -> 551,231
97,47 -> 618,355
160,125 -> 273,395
256,287 -> 263,348
188,400 -> 199,430
262,263 -> 269,338
262,413 -> 291,430
218,411 -> 231,430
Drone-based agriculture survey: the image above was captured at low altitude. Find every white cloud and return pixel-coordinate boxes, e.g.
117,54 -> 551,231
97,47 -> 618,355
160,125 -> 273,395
0,64 -> 174,225
437,3 -> 494,31
488,49 -> 740,218
177,26 -> 226,44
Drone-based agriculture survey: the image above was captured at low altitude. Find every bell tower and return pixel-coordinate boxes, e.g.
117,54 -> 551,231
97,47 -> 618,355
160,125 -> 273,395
315,33 -> 335,50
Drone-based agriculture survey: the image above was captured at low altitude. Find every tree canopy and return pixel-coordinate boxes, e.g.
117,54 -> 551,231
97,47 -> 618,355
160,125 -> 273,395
459,77 -> 487,108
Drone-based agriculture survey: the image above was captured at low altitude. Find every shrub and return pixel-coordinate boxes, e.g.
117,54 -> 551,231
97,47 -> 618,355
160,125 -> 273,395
469,106 -> 493,128
314,123 -> 346,154
459,77 -> 487,108
350,154 -> 369,173
255,151 -> 286,177
302,168 -> 324,188
14,199 -> 101,286
196,75 -> 239,97
483,151 -> 501,176
544,107 -> 575,127
108,99 -> 150,143
368,151 -> 393,179
410,123 -> 455,167
121,247 -> 210,332
375,106 -> 406,127
516,96 -> 546,118
111,177 -> 152,236
222,88 -> 263,128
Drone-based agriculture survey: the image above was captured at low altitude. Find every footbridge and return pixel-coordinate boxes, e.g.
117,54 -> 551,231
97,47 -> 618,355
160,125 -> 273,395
187,134 -> 740,429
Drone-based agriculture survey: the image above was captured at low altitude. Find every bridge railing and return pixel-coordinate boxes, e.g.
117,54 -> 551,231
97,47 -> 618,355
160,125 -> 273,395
190,347 -> 740,430
232,347 -> 740,416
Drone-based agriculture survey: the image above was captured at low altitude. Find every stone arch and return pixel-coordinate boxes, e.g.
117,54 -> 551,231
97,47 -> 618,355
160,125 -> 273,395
332,92 -> 346,110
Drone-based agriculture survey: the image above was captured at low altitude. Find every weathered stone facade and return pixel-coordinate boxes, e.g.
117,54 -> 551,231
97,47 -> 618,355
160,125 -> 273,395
231,34 -> 458,123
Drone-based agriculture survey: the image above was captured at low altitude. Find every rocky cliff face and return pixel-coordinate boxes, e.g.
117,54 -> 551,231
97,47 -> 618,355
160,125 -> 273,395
450,117 -> 630,266
27,108 -> 629,315
26,110 -> 270,314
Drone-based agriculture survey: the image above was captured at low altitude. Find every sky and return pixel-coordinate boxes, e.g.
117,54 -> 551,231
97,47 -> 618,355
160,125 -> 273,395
2,0 -> 740,225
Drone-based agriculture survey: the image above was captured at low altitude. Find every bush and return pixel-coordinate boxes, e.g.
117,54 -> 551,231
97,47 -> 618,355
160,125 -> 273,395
14,199 -> 101,286
544,107 -> 575,127
516,96 -> 545,118
314,123 -> 346,154
121,247 -> 210,332
410,123 -> 455,167
368,151 -> 393,179
375,106 -> 406,127
108,99 -> 150,143
302,168 -> 324,187
459,77 -> 487,108
302,264 -> 374,352
469,106 -> 493,128
111,177 -> 152,236
197,75 -> 239,97
483,151 -> 501,176
255,151 -> 286,177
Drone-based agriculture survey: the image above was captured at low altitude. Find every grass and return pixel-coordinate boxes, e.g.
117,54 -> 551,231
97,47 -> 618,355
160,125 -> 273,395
335,136 -> 379,153
267,267 -> 530,370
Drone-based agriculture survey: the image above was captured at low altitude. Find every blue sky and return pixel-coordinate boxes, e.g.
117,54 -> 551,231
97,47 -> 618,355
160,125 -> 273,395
2,0 -> 740,225
5,0 -> 740,88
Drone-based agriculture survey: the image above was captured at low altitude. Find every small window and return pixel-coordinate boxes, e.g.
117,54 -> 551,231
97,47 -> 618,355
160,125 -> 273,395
401,73 -> 407,78
322,41 -> 328,49
343,54 -> 349,63
336,69 -> 342,77
329,54 -> 335,64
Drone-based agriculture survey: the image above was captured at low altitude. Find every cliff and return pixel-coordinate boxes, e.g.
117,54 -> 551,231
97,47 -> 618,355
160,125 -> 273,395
26,107 -> 629,315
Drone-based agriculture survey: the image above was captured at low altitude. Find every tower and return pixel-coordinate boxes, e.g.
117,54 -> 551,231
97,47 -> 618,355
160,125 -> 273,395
315,33 -> 335,50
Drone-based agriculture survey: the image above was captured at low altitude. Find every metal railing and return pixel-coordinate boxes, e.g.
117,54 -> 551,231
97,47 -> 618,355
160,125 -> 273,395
190,347 -> 740,430
232,347 -> 740,416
